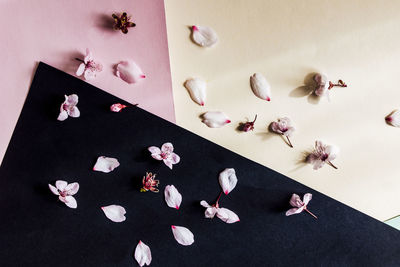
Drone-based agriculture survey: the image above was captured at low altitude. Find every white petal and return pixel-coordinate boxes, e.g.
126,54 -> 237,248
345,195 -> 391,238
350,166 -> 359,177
216,207 -> 240,224
93,156 -> 120,173
48,184 -> 59,195
285,207 -> 304,216
116,61 -> 146,84
101,205 -> 126,222
84,69 -> 96,80
219,168 -> 238,195
148,146 -> 161,155
55,180 -> 68,191
134,241 -> 152,267
64,182 -> 79,196
191,25 -> 218,47
161,143 -> 174,153
171,225 -> 194,246
84,48 -> 93,64
250,73 -> 271,101
204,207 -> 218,218
326,145 -> 340,161
76,63 -> 85,76
386,110 -> 400,127
68,106 -> 80,118
303,193 -> 312,206
57,110 -> 68,121
200,200 -> 211,208
164,185 -> 182,210
184,78 -> 207,106
61,196 -> 77,209
201,111 -> 231,128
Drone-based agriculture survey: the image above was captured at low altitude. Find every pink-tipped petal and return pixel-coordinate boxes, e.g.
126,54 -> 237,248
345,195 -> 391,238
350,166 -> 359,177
216,208 -> 240,224
202,111 -> 231,128
171,225 -> 194,246
101,205 -> 126,222
250,73 -> 271,101
134,241 -> 152,267
164,185 -> 182,210
48,184 -> 59,196
184,78 -> 207,106
93,156 -> 120,173
116,61 -> 145,84
386,110 -> 400,127
76,63 -> 85,76
218,168 -> 238,195
191,25 -> 218,47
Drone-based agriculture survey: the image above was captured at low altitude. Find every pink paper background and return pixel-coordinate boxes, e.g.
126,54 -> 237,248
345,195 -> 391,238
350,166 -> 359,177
0,0 -> 175,162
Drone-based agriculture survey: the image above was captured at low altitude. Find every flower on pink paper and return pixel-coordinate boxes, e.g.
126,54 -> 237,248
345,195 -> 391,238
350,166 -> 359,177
306,140 -> 339,170
112,12 -> 136,34
141,172 -> 159,193
285,193 -> 317,219
75,48 -> 103,80
148,143 -> 180,169
48,180 -> 79,209
57,94 -> 80,121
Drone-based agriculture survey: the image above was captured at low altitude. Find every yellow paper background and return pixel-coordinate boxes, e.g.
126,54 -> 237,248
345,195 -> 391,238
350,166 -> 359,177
165,0 -> 400,221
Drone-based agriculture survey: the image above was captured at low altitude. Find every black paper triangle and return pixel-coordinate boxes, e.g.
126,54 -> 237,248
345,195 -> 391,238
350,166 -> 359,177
0,62 -> 399,266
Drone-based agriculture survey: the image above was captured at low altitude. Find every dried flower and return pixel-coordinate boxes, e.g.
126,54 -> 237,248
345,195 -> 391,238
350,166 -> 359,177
385,110 -> 400,127
171,225 -> 194,246
110,103 -> 127,112
116,60 -> 146,84
164,185 -> 182,210
148,143 -> 180,169
141,172 -> 159,193
75,48 -> 103,80
48,180 -> 79,209
134,241 -> 152,267
307,140 -> 339,170
270,117 -> 295,147
101,205 -> 126,222
250,73 -> 271,101
191,25 -> 218,47
314,73 -> 347,98
93,156 -> 120,173
112,12 -> 136,34
286,193 -> 317,219
57,94 -> 80,121
184,78 -> 207,106
201,111 -> 231,128
240,115 -> 257,132
200,193 -> 240,224
219,168 -> 238,195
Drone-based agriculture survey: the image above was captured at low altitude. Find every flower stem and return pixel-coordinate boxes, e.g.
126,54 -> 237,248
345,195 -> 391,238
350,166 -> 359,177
328,80 -> 347,90
304,208 -> 317,219
252,114 -> 258,123
216,191 -> 223,204
327,161 -> 338,169
286,136 -> 293,148
75,58 -> 84,63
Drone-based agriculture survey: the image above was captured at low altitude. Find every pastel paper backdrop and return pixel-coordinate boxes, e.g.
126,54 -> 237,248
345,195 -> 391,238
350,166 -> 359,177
0,0 -> 175,162
164,0 -> 400,221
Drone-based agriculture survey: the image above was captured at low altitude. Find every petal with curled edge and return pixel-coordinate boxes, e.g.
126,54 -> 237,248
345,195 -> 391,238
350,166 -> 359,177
134,240 -> 152,267
101,205 -> 126,222
219,168 -> 238,195
93,156 -> 120,173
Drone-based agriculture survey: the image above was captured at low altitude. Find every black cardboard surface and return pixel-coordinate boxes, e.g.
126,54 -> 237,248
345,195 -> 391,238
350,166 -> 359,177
0,62 -> 399,267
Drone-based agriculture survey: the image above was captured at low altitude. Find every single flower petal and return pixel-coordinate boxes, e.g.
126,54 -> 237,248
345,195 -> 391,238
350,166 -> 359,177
164,185 -> 182,209
55,180 -> 68,191
48,184 -> 59,195
219,168 -> 238,195
116,60 -> 146,84
386,110 -> 400,127
68,106 -> 80,118
216,207 -> 240,224
84,69 -> 97,80
148,146 -> 161,155
201,111 -> 231,128
134,240 -> 152,267
326,145 -> 339,161
170,153 -> 180,164
163,159 -> 173,169
161,143 -> 174,153
64,182 -> 79,196
191,25 -> 218,47
101,205 -> 126,222
76,63 -> 85,76
184,78 -> 207,106
200,200 -> 211,208
289,194 -> 303,208
57,110 -> 68,121
285,207 -> 303,216
171,225 -> 194,246
84,48 -> 93,64
66,94 -> 79,106
250,73 -> 271,101
60,195 -> 77,209
93,156 -> 120,173
303,193 -> 312,206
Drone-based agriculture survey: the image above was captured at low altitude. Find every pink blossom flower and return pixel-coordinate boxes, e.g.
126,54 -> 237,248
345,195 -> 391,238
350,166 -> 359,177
314,73 -> 347,98
286,193 -> 317,219
141,172 -> 159,193
270,117 -> 295,147
57,94 -> 80,121
200,193 -> 240,224
148,143 -> 180,169
76,48 -> 103,80
307,140 -> 339,170
48,180 -> 79,209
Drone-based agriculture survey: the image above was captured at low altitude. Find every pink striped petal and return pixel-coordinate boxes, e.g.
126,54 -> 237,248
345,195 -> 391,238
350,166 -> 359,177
134,240 -> 152,267
164,185 -> 182,209
76,63 -> 85,76
101,205 -> 126,222
171,225 -> 194,246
